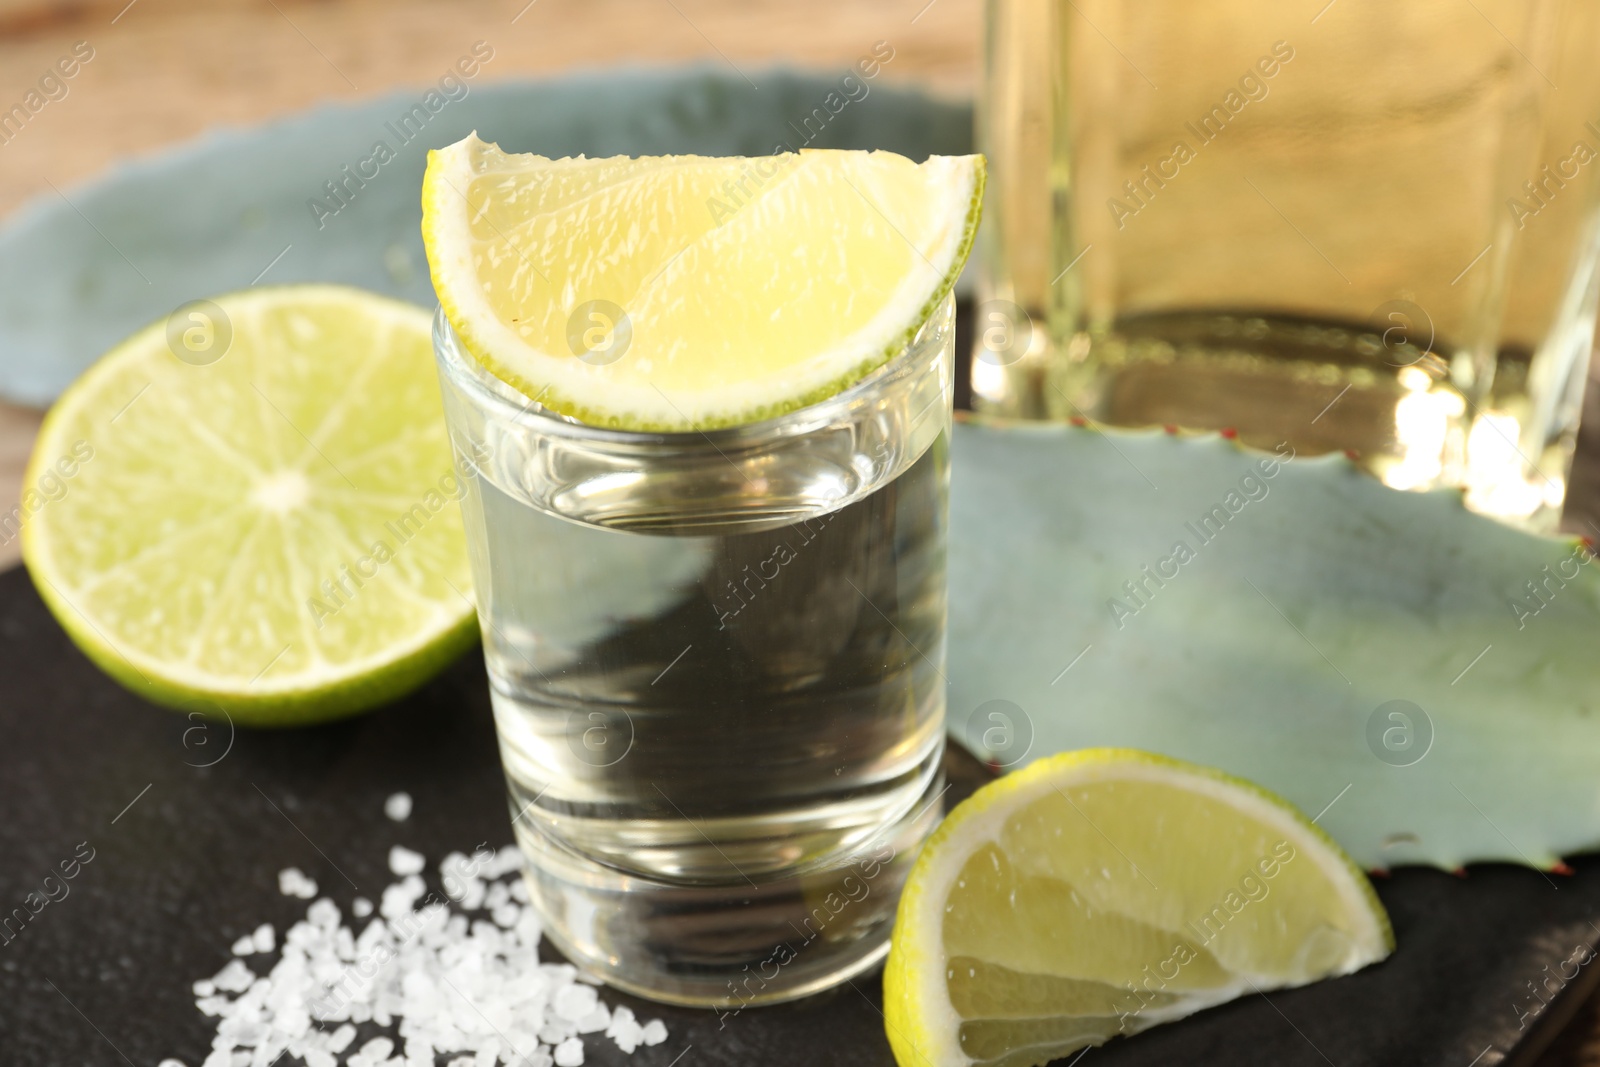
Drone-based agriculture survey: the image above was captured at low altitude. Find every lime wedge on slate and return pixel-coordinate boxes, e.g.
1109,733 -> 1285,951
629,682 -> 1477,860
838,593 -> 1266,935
883,749 -> 1392,1067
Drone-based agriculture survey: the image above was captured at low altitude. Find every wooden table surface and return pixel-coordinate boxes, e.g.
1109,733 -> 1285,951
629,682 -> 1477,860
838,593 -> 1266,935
2,2 -> 1599,1063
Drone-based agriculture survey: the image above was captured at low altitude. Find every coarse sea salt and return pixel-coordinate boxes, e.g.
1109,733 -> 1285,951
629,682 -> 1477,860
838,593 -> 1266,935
388,845 -> 426,877
278,867 -> 319,900
384,792 -> 413,822
164,801 -> 668,1067
231,923 -> 276,957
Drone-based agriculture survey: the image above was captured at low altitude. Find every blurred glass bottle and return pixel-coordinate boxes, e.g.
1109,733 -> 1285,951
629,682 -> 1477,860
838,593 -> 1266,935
975,0 -> 1600,529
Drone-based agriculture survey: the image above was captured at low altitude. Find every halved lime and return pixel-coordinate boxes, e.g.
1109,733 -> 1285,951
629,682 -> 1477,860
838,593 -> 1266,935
21,285 -> 477,725
883,749 -> 1392,1067
421,134 -> 984,430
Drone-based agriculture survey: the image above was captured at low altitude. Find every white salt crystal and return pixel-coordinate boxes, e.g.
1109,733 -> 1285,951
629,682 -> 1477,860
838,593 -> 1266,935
230,934 -> 255,956
438,853 -> 472,898
491,903 -> 520,929
553,1037 -> 584,1067
493,844 -> 523,878
388,845 -> 425,877
381,875 -> 426,919
195,995 -> 230,1018
212,960 -> 255,993
575,1004 -> 610,1034
251,923 -> 274,953
352,896 -> 373,918
538,1020 -> 573,1045
611,1026 -> 641,1055
508,879 -> 530,904
542,963 -> 579,986
327,1024 -> 357,1052
553,983 -> 598,1021
158,1060 -> 187,1067
607,1005 -> 643,1054
358,1037 -> 394,1060
640,1019 -> 667,1046
306,899 -> 340,929
384,792 -> 413,821
192,979 -> 215,997
277,867 -> 317,899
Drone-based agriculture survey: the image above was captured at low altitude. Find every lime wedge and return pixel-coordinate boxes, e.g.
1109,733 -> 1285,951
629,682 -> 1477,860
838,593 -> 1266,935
421,133 -> 983,430
21,285 -> 477,725
883,749 -> 1392,1067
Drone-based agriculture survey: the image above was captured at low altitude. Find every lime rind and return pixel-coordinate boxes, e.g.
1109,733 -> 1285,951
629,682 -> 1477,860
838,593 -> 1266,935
26,563 -> 476,727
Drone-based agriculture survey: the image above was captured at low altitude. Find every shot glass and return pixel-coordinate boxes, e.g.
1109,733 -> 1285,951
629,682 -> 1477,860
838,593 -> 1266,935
433,296 -> 955,1007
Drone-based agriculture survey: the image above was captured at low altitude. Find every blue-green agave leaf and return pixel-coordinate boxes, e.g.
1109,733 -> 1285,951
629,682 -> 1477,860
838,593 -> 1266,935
948,418 -> 1599,872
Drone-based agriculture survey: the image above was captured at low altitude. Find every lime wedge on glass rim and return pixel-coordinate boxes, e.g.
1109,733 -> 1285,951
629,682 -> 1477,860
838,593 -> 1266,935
421,133 -> 985,430
883,749 -> 1393,1067
21,285 -> 477,725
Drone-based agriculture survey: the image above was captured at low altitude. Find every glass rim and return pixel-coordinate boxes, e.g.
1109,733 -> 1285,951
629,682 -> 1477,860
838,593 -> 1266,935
431,293 -> 954,449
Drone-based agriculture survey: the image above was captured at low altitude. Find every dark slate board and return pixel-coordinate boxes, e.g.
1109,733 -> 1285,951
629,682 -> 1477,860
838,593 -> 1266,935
3,563 -> 1600,1067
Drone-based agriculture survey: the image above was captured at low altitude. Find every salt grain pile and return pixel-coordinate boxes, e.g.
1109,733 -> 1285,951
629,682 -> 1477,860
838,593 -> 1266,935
165,800 -> 668,1067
